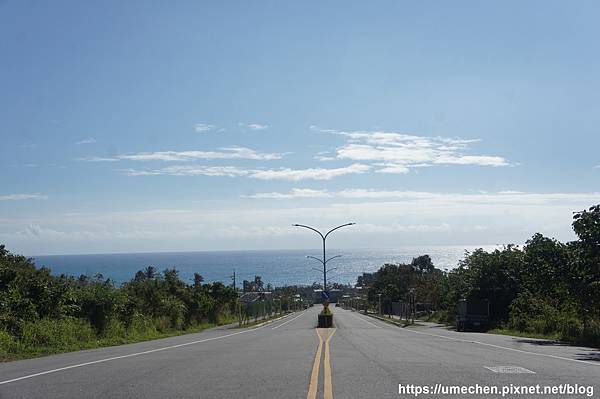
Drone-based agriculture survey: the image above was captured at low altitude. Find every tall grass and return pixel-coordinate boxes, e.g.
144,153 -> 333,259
0,313 -> 238,361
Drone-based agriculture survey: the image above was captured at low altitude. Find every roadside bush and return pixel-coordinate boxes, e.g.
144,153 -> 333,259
432,309 -> 453,324
0,329 -> 15,357
581,319 -> 600,346
217,309 -> 235,325
0,289 -> 38,335
77,281 -> 124,334
159,296 -> 186,329
102,318 -> 127,340
154,316 -> 171,333
18,318 -> 95,350
509,293 -> 560,334
127,313 -> 157,337
508,292 -> 589,341
559,316 -> 583,340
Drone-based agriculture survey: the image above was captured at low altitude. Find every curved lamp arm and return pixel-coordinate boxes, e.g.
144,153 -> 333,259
306,255 -> 325,265
292,224 -> 325,240
326,255 -> 343,263
324,222 -> 356,240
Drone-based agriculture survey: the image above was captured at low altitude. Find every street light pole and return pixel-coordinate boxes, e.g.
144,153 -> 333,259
292,222 -> 355,295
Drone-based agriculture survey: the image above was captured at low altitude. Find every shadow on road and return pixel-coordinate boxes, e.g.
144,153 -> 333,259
575,352 -> 600,362
514,338 -> 571,347
512,339 -> 600,360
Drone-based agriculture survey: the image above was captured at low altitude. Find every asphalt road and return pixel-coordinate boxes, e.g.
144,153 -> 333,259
0,306 -> 598,398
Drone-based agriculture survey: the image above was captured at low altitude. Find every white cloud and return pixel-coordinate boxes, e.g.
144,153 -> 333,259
76,137 -> 96,145
335,190 -> 600,205
80,147 -> 282,162
120,165 -> 250,177
337,189 -> 425,199
17,224 -> 67,239
121,163 -> 370,181
241,123 -> 269,130
3,189 -> 594,254
0,193 -> 47,201
243,188 -> 600,205
214,226 -> 294,238
249,163 -> 370,181
194,123 -> 216,133
374,163 -> 410,174
120,147 -> 282,161
76,156 -> 119,162
313,127 -> 511,173
498,190 -> 525,194
314,151 -> 336,161
355,222 -> 452,233
243,188 -> 332,199
433,154 -> 508,167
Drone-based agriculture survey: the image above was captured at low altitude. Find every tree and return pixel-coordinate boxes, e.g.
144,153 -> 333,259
411,255 -> 434,274
77,277 -> 123,334
253,275 -> 264,291
193,273 -> 204,288
144,266 -> 157,279
571,205 -> 600,322
521,233 -> 571,300
458,247 -> 523,323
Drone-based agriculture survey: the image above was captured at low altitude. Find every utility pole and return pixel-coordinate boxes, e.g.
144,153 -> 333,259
408,288 -> 416,324
378,293 -> 382,316
230,269 -> 236,290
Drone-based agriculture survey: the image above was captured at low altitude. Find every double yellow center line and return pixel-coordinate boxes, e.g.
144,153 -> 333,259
307,328 -> 337,399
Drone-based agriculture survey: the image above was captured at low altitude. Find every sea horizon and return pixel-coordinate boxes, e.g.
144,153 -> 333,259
29,243 -> 508,258
31,245 -> 501,287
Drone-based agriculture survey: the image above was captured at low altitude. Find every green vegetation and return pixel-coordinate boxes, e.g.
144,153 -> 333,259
320,307 -> 332,315
0,252 -> 239,361
236,279 -> 309,327
0,247 -> 311,361
487,327 -> 561,341
233,311 -> 289,329
361,205 -> 600,347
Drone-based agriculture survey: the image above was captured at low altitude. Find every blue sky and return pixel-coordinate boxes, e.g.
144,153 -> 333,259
1,1 -> 599,255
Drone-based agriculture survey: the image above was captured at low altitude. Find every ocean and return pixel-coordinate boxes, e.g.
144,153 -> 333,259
31,246 -> 498,287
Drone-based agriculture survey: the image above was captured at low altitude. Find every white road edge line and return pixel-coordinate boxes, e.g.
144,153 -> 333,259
369,315 -> 600,367
351,311 -> 381,328
272,309 -> 306,329
0,325 -> 266,386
